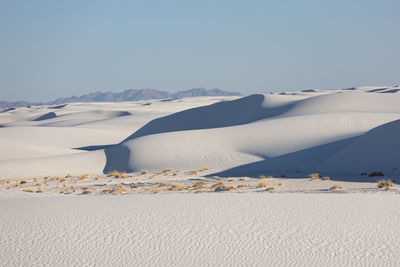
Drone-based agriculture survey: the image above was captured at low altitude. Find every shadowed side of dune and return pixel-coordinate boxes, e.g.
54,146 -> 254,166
210,137 -> 360,179
32,112 -> 57,121
121,94 -> 294,142
323,119 -> 400,174
103,144 -> 132,173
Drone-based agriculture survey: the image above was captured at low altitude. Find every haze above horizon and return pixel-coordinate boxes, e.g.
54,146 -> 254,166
1,0 -> 399,102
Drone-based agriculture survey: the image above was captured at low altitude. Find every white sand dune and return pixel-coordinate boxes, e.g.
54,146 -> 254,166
1,193 -> 400,266
1,87 -> 400,266
1,87 -> 400,178
104,87 -> 400,177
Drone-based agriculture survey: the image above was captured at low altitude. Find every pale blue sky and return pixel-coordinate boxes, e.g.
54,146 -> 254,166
1,0 -> 399,101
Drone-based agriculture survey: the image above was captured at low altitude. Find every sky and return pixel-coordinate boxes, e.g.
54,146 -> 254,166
0,0 -> 399,102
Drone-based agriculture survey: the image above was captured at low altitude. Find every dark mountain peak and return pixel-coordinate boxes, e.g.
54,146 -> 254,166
1,88 -> 242,109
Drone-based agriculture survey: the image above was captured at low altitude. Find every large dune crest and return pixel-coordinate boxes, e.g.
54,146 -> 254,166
103,87 -> 400,177
1,87 -> 400,178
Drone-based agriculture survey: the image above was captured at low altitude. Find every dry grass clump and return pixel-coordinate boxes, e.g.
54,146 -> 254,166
377,180 -> 394,191
322,176 -> 330,181
239,177 -> 248,181
227,178 -> 235,182
111,185 -> 128,195
195,189 -> 207,193
146,187 -> 162,194
190,170 -> 199,175
237,184 -> 249,189
211,181 -> 236,192
278,182 -> 283,186
59,177 -> 67,182
20,179 -> 28,184
162,168 -> 173,174
330,184 -> 342,190
102,188 -> 112,193
82,189 -> 92,195
256,181 -> 268,188
308,173 -> 321,180
201,167 -> 209,171
259,175 -> 266,179
36,188 -> 43,193
79,173 -> 90,180
22,188 -> 34,193
108,171 -> 128,178
265,186 -> 275,191
65,173 -> 72,178
157,182 -> 169,187
140,169 -> 148,175
267,176 -> 273,179
192,181 -> 208,190
369,171 -> 384,177
169,183 -> 184,191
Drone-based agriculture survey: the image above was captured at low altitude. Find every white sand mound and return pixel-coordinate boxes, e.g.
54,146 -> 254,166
323,119 -> 400,175
104,88 -> 400,177
1,87 -> 399,178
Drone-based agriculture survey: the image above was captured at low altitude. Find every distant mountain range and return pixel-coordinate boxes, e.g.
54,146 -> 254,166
0,88 -> 241,109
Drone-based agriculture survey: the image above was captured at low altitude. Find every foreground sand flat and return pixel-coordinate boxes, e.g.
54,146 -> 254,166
1,193 -> 399,266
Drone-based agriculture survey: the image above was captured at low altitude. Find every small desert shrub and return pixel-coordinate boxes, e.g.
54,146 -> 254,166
169,183 -> 184,191
20,179 -> 28,184
190,170 -> 199,175
140,169 -> 148,175
259,175 -> 266,179
22,188 -> 34,193
377,180 -> 394,190
322,176 -> 330,181
147,187 -> 162,194
239,177 -> 247,181
36,188 -> 43,193
102,188 -> 113,193
131,184 -> 139,189
369,171 -> 384,177
193,181 -> 208,189
79,173 -> 90,180
201,167 -> 209,171
82,189 -> 92,195
265,186 -> 275,191
65,174 -> 72,178
227,178 -> 235,182
107,171 -> 128,178
211,181 -> 236,192
158,182 -> 169,187
330,184 -> 342,190
195,189 -> 207,193
308,173 -> 321,180
256,181 -> 268,188
267,176 -> 273,179
59,177 -> 67,182
162,168 -> 173,173
237,184 -> 249,188
278,182 -> 283,186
